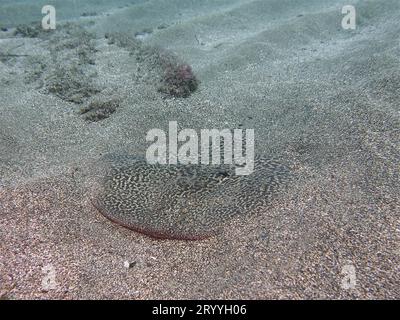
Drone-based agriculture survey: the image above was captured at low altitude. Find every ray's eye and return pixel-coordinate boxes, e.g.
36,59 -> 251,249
215,170 -> 230,179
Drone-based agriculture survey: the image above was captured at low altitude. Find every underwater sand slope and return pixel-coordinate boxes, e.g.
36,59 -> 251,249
0,0 -> 399,299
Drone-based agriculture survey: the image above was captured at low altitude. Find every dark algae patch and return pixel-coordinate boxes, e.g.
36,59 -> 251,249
46,64 -> 99,103
91,154 -> 291,240
45,24 -> 99,104
14,23 -> 42,38
7,22 -> 100,105
159,63 -> 199,98
80,99 -> 120,122
105,32 -> 199,98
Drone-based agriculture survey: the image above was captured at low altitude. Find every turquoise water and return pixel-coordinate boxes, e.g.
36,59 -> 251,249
0,0 -> 141,26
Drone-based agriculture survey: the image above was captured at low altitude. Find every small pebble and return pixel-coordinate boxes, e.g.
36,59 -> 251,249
157,23 -> 168,30
1,27 -> 8,32
123,260 -> 136,269
81,12 -> 97,17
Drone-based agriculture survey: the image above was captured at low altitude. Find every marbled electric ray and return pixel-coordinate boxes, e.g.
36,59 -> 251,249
91,153 -> 290,240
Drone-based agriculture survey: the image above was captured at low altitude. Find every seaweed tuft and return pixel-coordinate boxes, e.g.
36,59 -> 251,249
159,63 -> 199,98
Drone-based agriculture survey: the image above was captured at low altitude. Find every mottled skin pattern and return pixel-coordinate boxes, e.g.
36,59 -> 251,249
91,154 -> 290,240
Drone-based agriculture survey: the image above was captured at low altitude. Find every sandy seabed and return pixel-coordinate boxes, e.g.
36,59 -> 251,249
0,0 -> 399,299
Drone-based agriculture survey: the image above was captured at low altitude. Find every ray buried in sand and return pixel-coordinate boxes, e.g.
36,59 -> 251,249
146,121 -> 255,176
